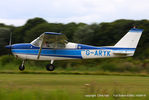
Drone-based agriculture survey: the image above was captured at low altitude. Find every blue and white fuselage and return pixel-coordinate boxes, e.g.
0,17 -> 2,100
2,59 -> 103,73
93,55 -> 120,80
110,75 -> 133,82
11,43 -> 135,61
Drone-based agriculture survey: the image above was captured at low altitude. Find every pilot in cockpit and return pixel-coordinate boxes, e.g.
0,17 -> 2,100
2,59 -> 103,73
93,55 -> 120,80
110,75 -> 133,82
43,41 -> 50,48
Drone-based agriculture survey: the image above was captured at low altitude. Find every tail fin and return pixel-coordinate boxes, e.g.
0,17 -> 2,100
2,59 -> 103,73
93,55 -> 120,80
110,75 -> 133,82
114,28 -> 143,48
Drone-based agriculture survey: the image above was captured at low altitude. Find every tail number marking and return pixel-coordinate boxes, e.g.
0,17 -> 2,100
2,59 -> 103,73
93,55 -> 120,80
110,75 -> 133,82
86,50 -> 110,56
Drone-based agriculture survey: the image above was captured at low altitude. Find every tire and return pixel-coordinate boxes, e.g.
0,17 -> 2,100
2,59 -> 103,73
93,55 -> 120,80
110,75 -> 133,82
46,64 -> 55,71
19,65 -> 25,71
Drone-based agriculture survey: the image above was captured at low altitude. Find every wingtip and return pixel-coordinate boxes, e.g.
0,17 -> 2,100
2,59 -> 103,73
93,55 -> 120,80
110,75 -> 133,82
5,45 -> 11,49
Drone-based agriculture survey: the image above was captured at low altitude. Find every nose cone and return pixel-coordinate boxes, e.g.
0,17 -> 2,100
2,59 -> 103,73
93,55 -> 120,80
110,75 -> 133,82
5,45 -> 12,49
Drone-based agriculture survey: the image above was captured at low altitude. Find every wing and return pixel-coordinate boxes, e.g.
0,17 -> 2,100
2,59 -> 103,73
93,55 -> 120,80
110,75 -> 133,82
36,32 -> 67,59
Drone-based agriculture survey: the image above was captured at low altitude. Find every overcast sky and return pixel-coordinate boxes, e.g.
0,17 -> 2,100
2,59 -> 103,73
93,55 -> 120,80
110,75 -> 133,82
0,0 -> 149,26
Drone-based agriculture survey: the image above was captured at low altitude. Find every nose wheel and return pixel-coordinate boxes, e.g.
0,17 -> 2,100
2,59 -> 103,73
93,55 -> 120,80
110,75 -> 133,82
19,65 -> 25,71
19,60 -> 25,71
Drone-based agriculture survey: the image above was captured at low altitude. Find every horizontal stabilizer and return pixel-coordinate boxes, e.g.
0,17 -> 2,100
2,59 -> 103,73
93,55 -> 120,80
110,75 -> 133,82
113,51 -> 134,56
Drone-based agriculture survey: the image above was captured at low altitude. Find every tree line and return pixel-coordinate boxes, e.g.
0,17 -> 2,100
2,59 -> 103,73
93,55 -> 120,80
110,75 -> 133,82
0,17 -> 149,59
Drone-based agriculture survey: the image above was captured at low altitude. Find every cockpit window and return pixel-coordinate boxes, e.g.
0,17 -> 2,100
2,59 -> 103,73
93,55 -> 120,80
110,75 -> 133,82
31,34 -> 67,48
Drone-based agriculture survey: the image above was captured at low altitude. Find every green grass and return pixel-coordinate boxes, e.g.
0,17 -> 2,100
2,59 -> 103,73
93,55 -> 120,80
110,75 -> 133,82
1,55 -> 149,74
0,74 -> 148,100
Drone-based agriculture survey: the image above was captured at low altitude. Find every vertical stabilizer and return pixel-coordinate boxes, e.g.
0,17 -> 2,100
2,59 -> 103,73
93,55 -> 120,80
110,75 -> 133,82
114,28 -> 143,48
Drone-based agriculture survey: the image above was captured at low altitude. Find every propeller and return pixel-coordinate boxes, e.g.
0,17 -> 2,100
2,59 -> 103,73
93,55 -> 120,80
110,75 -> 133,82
5,32 -> 12,51
9,32 -> 12,45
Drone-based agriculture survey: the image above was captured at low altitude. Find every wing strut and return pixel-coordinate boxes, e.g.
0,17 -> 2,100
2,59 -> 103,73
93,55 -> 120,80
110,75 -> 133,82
37,34 -> 45,59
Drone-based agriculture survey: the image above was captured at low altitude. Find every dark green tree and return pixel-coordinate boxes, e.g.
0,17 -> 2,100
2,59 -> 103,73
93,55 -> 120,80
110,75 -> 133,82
0,28 -> 11,55
13,17 -> 47,43
24,23 -> 65,42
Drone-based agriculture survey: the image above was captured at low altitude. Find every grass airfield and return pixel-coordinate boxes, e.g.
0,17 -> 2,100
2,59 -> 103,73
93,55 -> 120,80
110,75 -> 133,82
0,73 -> 148,100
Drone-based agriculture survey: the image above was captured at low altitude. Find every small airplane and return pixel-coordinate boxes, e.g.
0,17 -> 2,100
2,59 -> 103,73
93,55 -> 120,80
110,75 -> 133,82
6,28 -> 143,71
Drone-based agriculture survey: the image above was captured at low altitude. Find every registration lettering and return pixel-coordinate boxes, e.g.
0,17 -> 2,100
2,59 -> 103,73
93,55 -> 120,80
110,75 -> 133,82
85,50 -> 111,56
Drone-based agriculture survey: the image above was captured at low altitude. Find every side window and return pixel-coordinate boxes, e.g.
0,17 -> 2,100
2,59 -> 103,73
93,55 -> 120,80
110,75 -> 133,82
43,35 -> 67,48
42,40 -> 66,48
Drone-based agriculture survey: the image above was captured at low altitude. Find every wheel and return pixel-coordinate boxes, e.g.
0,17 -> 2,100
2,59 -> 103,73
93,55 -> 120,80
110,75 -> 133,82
19,65 -> 25,71
46,64 -> 55,71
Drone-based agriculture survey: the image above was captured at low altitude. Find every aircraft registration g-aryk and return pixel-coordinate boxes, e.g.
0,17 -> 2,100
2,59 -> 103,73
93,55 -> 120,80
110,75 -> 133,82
6,28 -> 143,71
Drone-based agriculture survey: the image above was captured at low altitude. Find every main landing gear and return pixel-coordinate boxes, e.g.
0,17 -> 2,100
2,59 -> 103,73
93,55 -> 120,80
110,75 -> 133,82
46,60 -> 55,71
18,60 -> 55,71
19,60 -> 25,71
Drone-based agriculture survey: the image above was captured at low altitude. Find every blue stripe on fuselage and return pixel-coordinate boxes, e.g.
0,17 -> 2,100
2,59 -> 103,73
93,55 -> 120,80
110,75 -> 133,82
12,49 -> 82,59
11,43 -> 136,59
